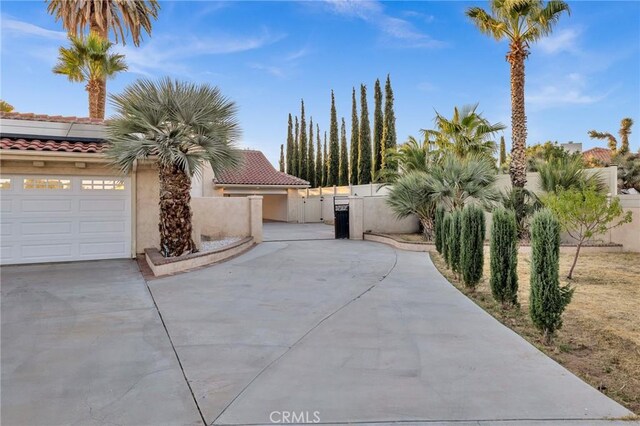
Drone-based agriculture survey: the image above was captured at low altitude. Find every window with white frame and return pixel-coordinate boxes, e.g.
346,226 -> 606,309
81,179 -> 125,190
0,178 -> 11,190
23,178 -> 71,190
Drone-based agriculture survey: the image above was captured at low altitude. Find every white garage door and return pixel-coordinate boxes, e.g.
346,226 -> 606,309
0,175 -> 132,265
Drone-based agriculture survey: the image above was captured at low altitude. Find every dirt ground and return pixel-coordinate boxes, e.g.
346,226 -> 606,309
430,249 -> 640,414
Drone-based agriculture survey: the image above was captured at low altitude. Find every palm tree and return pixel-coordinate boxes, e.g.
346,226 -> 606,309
106,78 -> 241,257
422,104 -> 506,159
588,117 -> 634,155
537,156 -> 605,193
0,100 -> 14,112
376,135 -> 435,183
46,0 -> 159,118
53,33 -> 127,119
387,153 -> 498,239
467,0 -> 570,188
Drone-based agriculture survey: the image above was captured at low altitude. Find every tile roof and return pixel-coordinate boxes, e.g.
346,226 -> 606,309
0,111 -> 105,124
0,137 -> 105,154
214,150 -> 309,187
582,147 -> 612,165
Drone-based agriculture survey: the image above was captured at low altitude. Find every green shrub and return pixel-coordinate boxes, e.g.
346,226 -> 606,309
489,207 -> 518,306
442,213 -> 451,267
448,210 -> 462,274
529,209 -> 574,344
460,205 -> 485,288
435,205 -> 445,254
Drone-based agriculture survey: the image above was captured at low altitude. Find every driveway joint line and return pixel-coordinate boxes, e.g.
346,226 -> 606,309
143,278 -> 208,426
210,249 -> 399,425
213,416 -> 624,425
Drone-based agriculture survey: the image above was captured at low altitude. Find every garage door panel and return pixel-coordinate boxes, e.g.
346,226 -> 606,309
0,175 -> 131,265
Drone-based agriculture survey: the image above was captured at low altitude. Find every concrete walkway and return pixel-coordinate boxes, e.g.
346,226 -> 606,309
148,239 -> 633,425
263,221 -> 335,241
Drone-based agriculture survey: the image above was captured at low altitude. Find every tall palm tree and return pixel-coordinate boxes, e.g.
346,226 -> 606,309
46,0 -> 159,118
106,78 -> 241,257
588,117 -> 634,155
422,103 -> 506,159
467,0 -> 570,188
53,33 -> 127,119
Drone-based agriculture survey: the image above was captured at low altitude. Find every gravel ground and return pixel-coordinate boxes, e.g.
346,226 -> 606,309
201,237 -> 242,252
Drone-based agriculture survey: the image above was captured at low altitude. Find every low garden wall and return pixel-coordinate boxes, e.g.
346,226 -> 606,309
191,195 -> 263,243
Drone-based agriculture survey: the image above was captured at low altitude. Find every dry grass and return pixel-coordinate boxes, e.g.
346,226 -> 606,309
430,249 -> 640,414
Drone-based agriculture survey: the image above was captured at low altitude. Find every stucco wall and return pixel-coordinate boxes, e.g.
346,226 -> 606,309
608,195 -> 640,252
191,196 -> 251,239
362,196 -> 419,234
263,194 -> 288,222
135,165 -> 160,252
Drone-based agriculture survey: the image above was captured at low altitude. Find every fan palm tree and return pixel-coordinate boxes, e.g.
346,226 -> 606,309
53,33 -> 127,119
537,156 -> 605,193
588,117 -> 634,155
46,0 -> 159,118
422,103 -> 506,159
106,78 -> 241,257
467,0 -> 570,188
376,135 -> 436,183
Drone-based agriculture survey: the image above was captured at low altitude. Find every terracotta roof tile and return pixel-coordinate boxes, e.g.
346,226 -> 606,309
0,111 -> 105,124
0,137 -> 105,153
215,150 -> 309,186
582,147 -> 612,165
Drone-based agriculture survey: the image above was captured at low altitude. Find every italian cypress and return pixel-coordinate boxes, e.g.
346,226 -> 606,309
315,124 -> 322,188
529,209 -> 573,344
350,87 -> 360,185
448,210 -> 463,275
308,118 -> 315,186
323,132 -> 328,187
373,78 -> 384,176
490,207 -> 519,306
499,136 -> 507,168
299,100 -> 308,181
293,116 -> 299,177
339,117 -> 349,185
435,205 -> 445,254
279,144 -> 285,172
286,114 -> 293,174
358,84 -> 372,184
442,214 -> 451,267
381,74 -> 397,170
460,205 -> 486,288
328,90 -> 340,186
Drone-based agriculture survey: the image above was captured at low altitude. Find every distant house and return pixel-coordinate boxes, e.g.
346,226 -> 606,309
191,149 -> 309,222
582,147 -> 612,166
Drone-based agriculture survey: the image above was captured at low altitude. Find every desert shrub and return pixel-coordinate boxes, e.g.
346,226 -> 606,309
460,205 -> 485,288
489,207 -> 518,306
442,213 -> 452,267
529,209 -> 573,344
448,210 -> 463,274
435,205 -> 445,254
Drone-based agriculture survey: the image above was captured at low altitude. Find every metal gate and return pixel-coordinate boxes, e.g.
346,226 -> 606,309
333,196 -> 349,239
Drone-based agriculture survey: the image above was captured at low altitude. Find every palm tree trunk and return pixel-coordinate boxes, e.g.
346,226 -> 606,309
158,164 -> 196,257
508,42 -> 528,189
420,217 -> 435,241
91,19 -> 108,120
86,80 -> 101,119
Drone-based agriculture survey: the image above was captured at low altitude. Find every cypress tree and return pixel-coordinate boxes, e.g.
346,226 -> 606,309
315,124 -> 322,188
358,84 -> 372,184
279,144 -> 285,172
460,205 -> 486,288
373,78 -> 384,176
293,116 -> 299,177
435,206 -> 445,254
323,132 -> 328,187
499,136 -> 507,168
529,209 -> 573,343
299,100 -> 308,181
308,118 -> 315,186
382,74 -> 397,171
442,214 -> 451,267
339,117 -> 349,185
490,207 -> 518,306
448,210 -> 463,275
350,88 -> 360,185
328,90 -> 340,186
286,114 -> 293,174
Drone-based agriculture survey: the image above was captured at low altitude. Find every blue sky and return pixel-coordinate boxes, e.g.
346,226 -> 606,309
2,1 -> 639,166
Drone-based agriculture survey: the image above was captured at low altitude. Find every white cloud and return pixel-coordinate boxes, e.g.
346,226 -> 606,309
402,10 -> 435,24
1,17 -> 67,41
527,73 -> 609,108
537,28 -> 580,55
323,0 -> 445,48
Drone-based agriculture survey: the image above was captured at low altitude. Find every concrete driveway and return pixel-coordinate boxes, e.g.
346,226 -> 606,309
2,239 -> 635,425
263,222 -> 334,241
